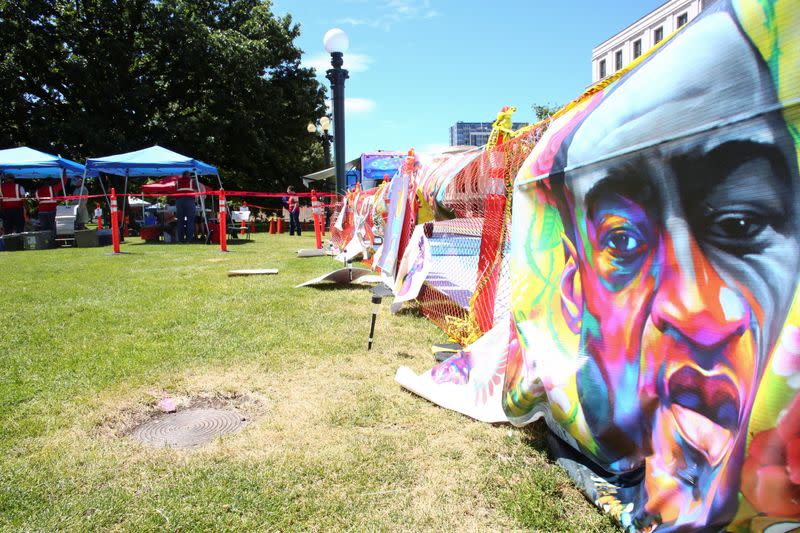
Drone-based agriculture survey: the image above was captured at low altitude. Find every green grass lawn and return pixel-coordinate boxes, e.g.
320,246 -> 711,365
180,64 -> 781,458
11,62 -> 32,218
0,234 -> 618,531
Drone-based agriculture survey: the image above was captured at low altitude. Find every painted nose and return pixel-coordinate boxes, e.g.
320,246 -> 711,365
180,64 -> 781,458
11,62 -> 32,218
651,237 -> 749,349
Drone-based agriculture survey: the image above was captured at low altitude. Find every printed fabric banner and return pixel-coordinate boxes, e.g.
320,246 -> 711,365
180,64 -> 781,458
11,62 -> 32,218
391,224 -> 431,311
397,0 -> 800,531
415,148 -> 482,221
333,196 -> 348,232
374,171 -> 409,277
395,320 -> 511,424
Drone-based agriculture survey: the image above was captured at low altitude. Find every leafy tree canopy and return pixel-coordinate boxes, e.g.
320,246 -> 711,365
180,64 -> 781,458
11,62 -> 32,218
0,0 -> 327,191
531,102 -> 561,122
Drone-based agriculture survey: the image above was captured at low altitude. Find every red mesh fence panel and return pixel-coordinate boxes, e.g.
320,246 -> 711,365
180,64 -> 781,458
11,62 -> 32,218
324,123 -> 547,344
416,124 -> 548,344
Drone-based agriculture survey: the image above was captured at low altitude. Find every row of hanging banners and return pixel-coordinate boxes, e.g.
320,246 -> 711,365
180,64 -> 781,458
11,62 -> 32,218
324,1 -> 800,530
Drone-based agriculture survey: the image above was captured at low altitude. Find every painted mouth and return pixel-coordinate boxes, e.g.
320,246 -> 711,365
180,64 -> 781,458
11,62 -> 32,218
668,365 -> 740,466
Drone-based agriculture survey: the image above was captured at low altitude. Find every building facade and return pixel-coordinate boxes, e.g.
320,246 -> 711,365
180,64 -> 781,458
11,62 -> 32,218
591,0 -> 714,83
449,121 -> 529,147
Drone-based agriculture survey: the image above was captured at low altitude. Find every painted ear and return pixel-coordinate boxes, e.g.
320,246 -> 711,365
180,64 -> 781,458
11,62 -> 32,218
560,235 -> 583,335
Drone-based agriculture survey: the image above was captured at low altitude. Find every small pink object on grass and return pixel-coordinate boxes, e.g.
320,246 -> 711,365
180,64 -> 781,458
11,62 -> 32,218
158,398 -> 177,413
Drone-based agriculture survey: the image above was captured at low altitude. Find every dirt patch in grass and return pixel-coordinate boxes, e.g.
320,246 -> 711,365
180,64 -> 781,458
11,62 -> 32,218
92,379 -> 268,440
56,361 -> 528,529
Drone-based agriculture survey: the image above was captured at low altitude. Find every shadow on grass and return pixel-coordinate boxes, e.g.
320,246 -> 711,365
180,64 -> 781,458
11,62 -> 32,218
393,305 -> 423,318
223,238 -> 255,246
126,241 -> 207,246
126,238 -> 254,247
518,420 -> 550,452
297,283 -> 373,292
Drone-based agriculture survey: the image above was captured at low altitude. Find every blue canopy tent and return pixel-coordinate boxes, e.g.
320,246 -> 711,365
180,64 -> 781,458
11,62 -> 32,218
85,145 -> 218,178
84,145 -> 222,243
0,146 -> 86,197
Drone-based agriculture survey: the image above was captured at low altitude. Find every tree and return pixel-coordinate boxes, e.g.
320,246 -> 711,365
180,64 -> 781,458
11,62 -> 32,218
531,102 -> 561,122
0,0 -> 327,191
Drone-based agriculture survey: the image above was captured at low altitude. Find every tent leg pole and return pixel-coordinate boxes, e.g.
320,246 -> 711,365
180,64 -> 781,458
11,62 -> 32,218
192,169 -> 208,244
60,169 -> 66,202
98,174 -> 109,206
122,172 -> 129,240
194,170 -> 209,244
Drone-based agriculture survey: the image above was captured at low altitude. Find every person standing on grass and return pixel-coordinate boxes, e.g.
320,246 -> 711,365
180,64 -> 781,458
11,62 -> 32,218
285,185 -> 301,236
35,179 -> 62,240
0,174 -> 26,234
175,171 -> 197,243
70,177 -> 89,229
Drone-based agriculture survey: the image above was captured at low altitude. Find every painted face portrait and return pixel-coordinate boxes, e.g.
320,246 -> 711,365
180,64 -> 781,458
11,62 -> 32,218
557,9 -> 800,529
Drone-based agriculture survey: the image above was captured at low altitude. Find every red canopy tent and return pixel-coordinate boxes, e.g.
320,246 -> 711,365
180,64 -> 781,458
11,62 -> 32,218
141,176 -> 178,195
140,175 -> 215,196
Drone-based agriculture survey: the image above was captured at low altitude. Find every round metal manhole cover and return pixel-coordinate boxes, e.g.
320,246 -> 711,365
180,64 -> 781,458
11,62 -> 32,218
132,408 -> 245,448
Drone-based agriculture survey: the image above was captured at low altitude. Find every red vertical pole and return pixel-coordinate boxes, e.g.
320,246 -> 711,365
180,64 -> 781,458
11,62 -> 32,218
314,214 -> 322,248
312,192 -> 322,249
110,188 -> 121,254
219,191 -> 228,252
473,149 -> 506,332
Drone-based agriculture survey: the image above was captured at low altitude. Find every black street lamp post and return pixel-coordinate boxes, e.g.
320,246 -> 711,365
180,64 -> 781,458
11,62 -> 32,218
323,28 -> 349,195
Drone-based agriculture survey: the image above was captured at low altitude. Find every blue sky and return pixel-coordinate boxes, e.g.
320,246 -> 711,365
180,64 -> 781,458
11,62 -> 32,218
271,0 -> 665,161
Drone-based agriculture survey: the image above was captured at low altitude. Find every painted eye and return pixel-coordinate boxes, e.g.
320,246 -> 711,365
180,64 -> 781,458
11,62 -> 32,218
708,212 -> 765,240
603,228 -> 646,261
607,230 -> 640,252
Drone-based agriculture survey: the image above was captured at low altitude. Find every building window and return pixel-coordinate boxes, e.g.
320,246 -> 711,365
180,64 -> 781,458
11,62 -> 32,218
654,26 -> 664,44
677,12 -> 688,27
615,50 -> 623,71
633,39 -> 642,59
599,59 -> 606,79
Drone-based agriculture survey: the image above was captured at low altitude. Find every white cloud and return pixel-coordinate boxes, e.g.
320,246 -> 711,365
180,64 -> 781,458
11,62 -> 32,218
324,98 -> 377,114
346,98 -> 377,113
336,0 -> 439,31
336,17 -> 369,26
384,0 -> 439,22
305,52 -> 372,74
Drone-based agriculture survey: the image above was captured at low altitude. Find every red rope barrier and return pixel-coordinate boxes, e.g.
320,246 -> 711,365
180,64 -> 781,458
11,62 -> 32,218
41,190 -> 337,202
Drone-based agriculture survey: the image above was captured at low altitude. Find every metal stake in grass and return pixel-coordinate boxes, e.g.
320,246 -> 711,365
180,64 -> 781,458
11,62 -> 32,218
367,284 -> 393,350
368,293 -> 381,350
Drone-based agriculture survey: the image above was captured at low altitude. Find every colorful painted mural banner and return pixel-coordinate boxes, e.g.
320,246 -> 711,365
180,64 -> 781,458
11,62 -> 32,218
391,224 -> 432,310
414,148 -> 483,220
398,0 -> 800,530
373,168 -> 410,277
395,320 -> 510,423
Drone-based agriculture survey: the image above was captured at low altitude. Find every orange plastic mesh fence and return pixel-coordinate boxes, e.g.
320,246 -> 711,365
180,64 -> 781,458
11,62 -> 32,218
326,123 -> 548,344
418,125 -> 548,344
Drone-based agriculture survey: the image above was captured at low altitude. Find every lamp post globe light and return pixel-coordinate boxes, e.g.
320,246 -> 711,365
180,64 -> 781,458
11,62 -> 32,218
323,28 -> 349,195
307,116 -> 333,170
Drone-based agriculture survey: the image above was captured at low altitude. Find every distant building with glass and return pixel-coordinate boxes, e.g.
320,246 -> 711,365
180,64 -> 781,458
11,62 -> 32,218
591,0 -> 713,84
449,121 -> 529,147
